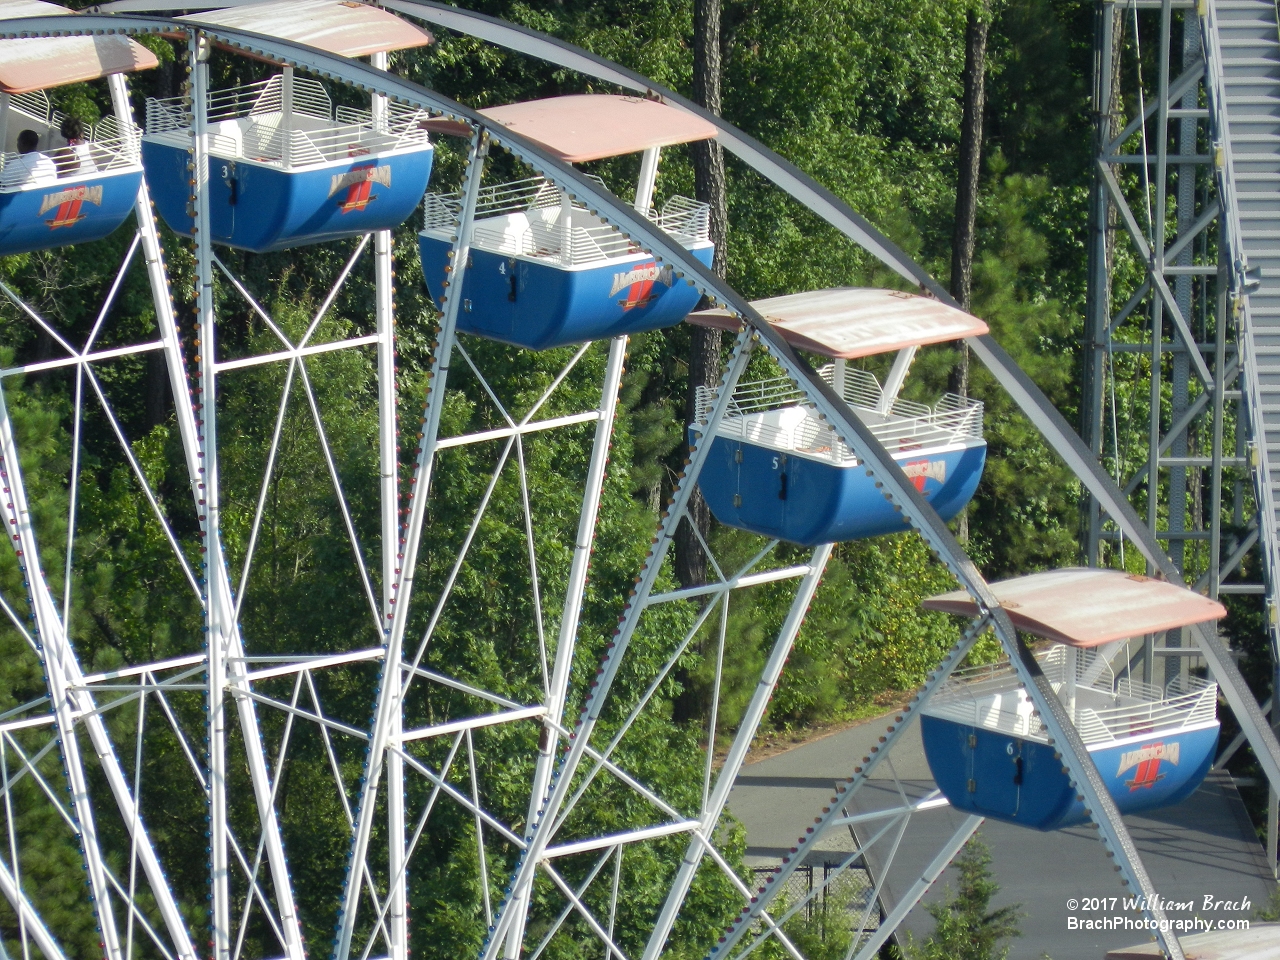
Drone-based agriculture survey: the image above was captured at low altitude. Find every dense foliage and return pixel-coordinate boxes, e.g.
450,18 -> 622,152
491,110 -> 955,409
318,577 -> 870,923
0,0 -> 1119,958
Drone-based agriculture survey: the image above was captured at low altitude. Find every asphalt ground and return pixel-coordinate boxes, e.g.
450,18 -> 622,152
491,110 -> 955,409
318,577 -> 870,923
726,714 -> 1275,960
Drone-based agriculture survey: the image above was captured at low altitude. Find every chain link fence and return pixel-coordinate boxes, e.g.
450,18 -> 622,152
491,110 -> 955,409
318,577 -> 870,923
751,861 -> 882,936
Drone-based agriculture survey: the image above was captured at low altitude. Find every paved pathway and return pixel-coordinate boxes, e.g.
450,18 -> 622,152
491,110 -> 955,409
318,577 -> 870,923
727,715 -> 1275,959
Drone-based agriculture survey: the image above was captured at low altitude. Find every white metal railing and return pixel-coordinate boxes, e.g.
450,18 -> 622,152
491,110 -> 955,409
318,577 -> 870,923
421,176 -> 712,268
694,367 -> 983,464
147,74 -> 332,132
144,75 -> 431,170
0,92 -> 142,190
7,89 -> 138,147
11,90 -> 57,128
0,134 -> 140,191
0,141 -> 137,190
655,194 -> 710,241
923,649 -> 1218,747
422,176 -> 575,226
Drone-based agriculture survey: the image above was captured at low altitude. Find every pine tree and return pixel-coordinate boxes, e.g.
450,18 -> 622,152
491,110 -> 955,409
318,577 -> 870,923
912,835 -> 1021,960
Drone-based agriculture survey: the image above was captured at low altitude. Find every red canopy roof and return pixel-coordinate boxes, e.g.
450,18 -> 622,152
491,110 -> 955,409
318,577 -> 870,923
922,568 -> 1227,648
687,287 -> 988,359
478,95 -> 717,163
183,0 -> 432,58
0,0 -> 69,18
0,0 -> 159,94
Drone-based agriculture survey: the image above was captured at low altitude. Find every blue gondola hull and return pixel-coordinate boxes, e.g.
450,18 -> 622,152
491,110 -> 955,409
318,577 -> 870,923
0,168 -> 142,256
419,234 -> 714,349
142,140 -> 434,252
920,714 -> 1219,830
696,437 -> 986,546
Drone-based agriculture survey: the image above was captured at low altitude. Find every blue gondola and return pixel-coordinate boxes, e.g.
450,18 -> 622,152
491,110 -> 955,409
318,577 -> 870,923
918,568 -> 1227,830
688,288 -> 991,545
142,72 -> 434,253
694,381 -> 987,546
420,184 -> 712,349
419,95 -> 718,349
0,132 -> 143,257
139,0 -> 435,252
0,23 -> 161,256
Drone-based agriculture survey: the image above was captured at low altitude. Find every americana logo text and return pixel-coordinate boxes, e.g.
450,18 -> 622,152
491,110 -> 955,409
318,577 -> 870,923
1117,740 -> 1179,791
902,459 -> 946,492
330,165 -> 392,213
611,261 -> 673,310
40,184 -> 103,229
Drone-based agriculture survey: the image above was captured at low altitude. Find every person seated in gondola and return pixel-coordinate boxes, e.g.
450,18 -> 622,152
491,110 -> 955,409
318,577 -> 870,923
14,130 -> 57,185
56,117 -> 96,178
0,26 -> 159,256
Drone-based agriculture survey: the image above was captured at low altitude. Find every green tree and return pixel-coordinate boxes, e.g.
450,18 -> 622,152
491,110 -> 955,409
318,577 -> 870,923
910,835 -> 1021,960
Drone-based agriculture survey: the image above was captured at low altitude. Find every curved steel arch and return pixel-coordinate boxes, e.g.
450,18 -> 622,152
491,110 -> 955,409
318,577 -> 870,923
0,10 -> 1233,960
363,0 -> 1280,858
359,4 -> 1175,558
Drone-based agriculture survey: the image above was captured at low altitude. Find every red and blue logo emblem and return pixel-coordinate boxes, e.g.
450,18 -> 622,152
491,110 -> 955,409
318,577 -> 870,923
609,260 -> 673,311
903,458 -> 946,493
329,164 -> 392,214
1117,740 -> 1179,791
39,184 -> 103,229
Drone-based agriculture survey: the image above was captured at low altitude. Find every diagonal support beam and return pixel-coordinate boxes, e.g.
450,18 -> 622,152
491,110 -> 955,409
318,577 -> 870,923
0,849 -> 70,960
848,815 -> 984,960
0,385 -> 123,960
1097,161 -> 1214,389
480,331 -> 755,960
708,615 -> 989,960
336,127 -> 488,960
640,544 -> 833,960
1123,357 -> 1239,497
1105,63 -> 1205,156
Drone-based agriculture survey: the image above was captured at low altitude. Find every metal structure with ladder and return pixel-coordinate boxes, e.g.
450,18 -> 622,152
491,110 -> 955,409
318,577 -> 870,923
1082,0 -> 1250,680
1083,0 -> 1280,879
1210,3 -> 1280,581
1204,0 -> 1280,875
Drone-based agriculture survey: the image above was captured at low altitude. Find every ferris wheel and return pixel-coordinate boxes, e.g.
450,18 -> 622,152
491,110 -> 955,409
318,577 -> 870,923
0,4 -> 1270,960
